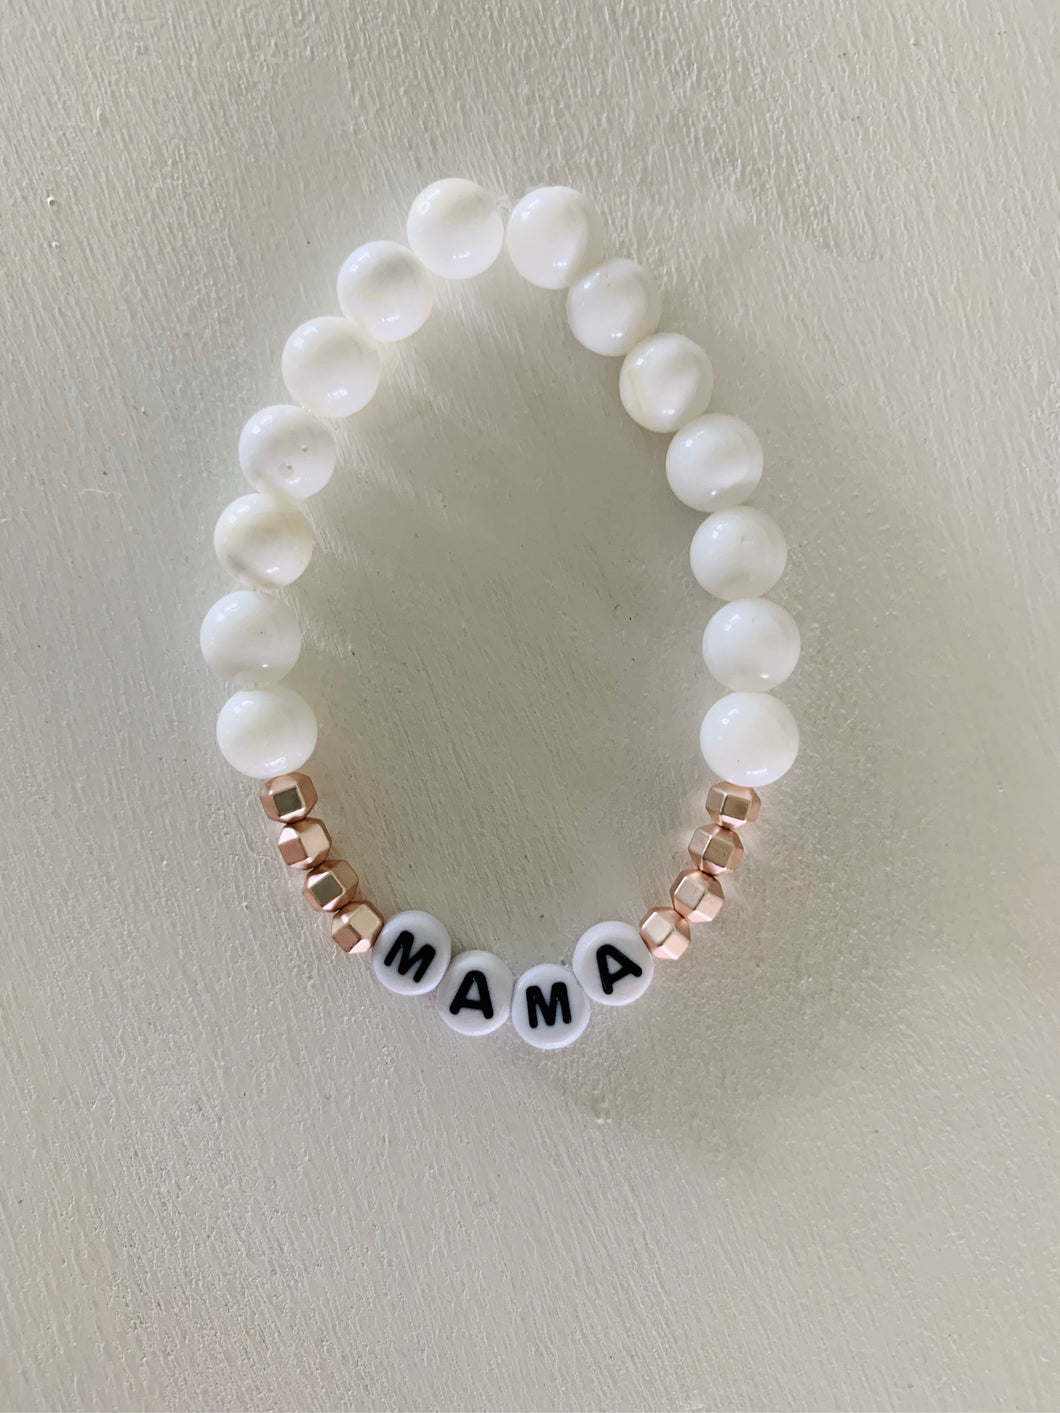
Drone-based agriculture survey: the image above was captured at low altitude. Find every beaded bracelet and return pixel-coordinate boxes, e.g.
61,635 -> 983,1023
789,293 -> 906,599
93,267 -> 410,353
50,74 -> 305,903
199,179 -> 800,1050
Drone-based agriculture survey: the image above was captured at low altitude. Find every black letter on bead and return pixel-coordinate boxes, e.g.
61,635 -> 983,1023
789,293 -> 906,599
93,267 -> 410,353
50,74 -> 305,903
525,982 -> 572,1030
596,944 -> 643,997
384,929 -> 436,983
448,969 -> 494,1019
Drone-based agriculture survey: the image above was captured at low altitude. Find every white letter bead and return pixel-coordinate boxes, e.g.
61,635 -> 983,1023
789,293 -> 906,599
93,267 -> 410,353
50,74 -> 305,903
406,179 -> 503,280
373,911 -> 452,995
238,404 -> 337,500
214,492 -> 314,588
666,413 -> 763,512
511,964 -> 590,1049
700,691 -> 799,787
702,598 -> 801,692
566,258 -> 661,356
281,316 -> 380,419
619,333 -> 714,433
436,950 -> 514,1036
336,240 -> 433,342
689,506 -> 787,600
199,590 -> 301,685
216,685 -> 318,778
506,186 -> 605,289
572,921 -> 654,1006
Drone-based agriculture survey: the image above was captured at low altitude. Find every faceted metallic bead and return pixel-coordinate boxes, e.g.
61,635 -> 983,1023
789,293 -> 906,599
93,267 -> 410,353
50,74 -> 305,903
331,900 -> 384,954
639,907 -> 690,960
260,771 -> 318,823
303,858 -> 359,913
706,780 -> 760,829
277,817 -> 331,870
688,822 -> 744,876
671,868 -> 724,928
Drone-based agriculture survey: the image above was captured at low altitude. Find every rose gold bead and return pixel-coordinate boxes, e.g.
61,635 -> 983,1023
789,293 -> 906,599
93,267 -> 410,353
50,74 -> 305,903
277,817 -> 331,870
302,859 -> 359,913
331,900 -> 384,954
639,907 -> 690,960
260,772 -> 318,823
688,822 -> 744,876
706,781 -> 760,829
671,868 -> 724,927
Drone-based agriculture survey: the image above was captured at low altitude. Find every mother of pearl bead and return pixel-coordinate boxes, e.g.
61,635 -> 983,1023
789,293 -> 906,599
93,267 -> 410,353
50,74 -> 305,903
214,492 -> 314,588
199,589 -> 301,686
566,258 -> 661,356
336,240 -> 433,342
702,598 -> 801,692
505,186 -> 605,289
216,684 -> 318,778
619,333 -> 714,433
238,404 -> 337,500
699,691 -> 799,787
406,178 -> 504,280
281,316 -> 380,419
666,413 -> 764,512
689,506 -> 787,600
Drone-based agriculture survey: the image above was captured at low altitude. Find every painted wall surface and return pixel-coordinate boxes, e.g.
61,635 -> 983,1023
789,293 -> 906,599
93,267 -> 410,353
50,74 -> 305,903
3,1 -> 1059,1408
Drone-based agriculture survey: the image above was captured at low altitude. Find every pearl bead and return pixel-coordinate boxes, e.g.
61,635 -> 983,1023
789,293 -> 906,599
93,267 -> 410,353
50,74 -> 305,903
505,186 -> 605,289
281,316 -> 380,419
619,333 -> 714,433
406,178 -> 503,279
336,240 -> 433,342
216,685 -> 318,778
689,506 -> 787,600
702,598 -> 801,692
566,258 -> 661,355
238,404 -> 337,500
214,492 -> 313,588
699,691 -> 799,787
666,413 -> 763,512
199,589 -> 301,685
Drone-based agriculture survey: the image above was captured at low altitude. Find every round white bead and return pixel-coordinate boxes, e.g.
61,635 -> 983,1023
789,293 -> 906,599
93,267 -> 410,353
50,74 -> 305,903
214,492 -> 314,589
572,921 -> 654,1007
373,911 -> 452,996
436,950 -> 514,1036
566,258 -> 661,356
665,413 -> 763,512
336,240 -> 433,342
699,691 -> 799,787
619,333 -> 714,433
510,963 -> 590,1050
689,506 -> 787,600
280,316 -> 380,419
406,178 -> 503,280
216,684 -> 318,778
199,590 -> 301,686
505,185 -> 605,289
702,598 -> 801,692
238,404 -> 337,500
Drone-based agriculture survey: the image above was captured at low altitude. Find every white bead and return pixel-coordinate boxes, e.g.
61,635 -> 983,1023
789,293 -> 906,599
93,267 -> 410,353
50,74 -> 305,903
238,404 -> 337,500
199,590 -> 301,686
214,492 -> 313,588
436,950 -> 514,1037
216,685 -> 318,779
702,598 -> 801,692
406,179 -> 503,280
373,911 -> 452,996
689,506 -> 787,600
510,963 -> 590,1050
281,316 -> 380,419
505,186 -> 605,289
336,240 -> 433,342
699,691 -> 799,787
566,258 -> 661,356
572,921 -> 654,1007
619,333 -> 714,433
665,413 -> 763,512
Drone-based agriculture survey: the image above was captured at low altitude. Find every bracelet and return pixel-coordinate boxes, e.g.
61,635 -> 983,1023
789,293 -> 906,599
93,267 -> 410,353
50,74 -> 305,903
199,179 -> 800,1050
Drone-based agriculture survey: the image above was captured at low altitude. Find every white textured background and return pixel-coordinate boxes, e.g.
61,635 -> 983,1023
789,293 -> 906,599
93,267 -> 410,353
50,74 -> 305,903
3,1 -> 1060,1409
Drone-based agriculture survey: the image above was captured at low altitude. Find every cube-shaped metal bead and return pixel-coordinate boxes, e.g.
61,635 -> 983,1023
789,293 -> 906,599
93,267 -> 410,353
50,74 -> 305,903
671,868 -> 724,927
688,822 -> 744,876
706,781 -> 760,829
639,907 -> 690,960
303,859 -> 359,913
332,900 -> 384,954
278,817 -> 332,870
260,772 -> 318,823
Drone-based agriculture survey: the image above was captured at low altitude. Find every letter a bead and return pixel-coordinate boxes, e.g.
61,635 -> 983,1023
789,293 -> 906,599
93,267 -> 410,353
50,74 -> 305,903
435,950 -> 514,1037
572,921 -> 654,1006
511,963 -> 590,1050
372,911 -> 452,995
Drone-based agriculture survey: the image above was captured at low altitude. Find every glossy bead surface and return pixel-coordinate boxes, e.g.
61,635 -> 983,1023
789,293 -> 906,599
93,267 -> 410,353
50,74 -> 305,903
638,908 -> 690,960
572,921 -> 654,1007
238,404 -> 337,500
687,823 -> 743,876
689,507 -> 787,600
436,950 -> 514,1036
406,179 -> 503,279
703,598 -> 801,692
506,186 -> 604,289
699,691 -> 800,787
566,258 -> 661,356
199,589 -> 301,686
303,859 -> 359,913
706,781 -> 761,829
332,900 -> 384,954
281,316 -> 380,419
511,963 -> 590,1050
216,685 -> 318,778
336,240 -> 433,342
666,413 -> 763,512
373,911 -> 452,995
260,772 -> 317,822
671,870 -> 725,928
619,333 -> 714,433
214,493 -> 313,589
277,817 -> 331,870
